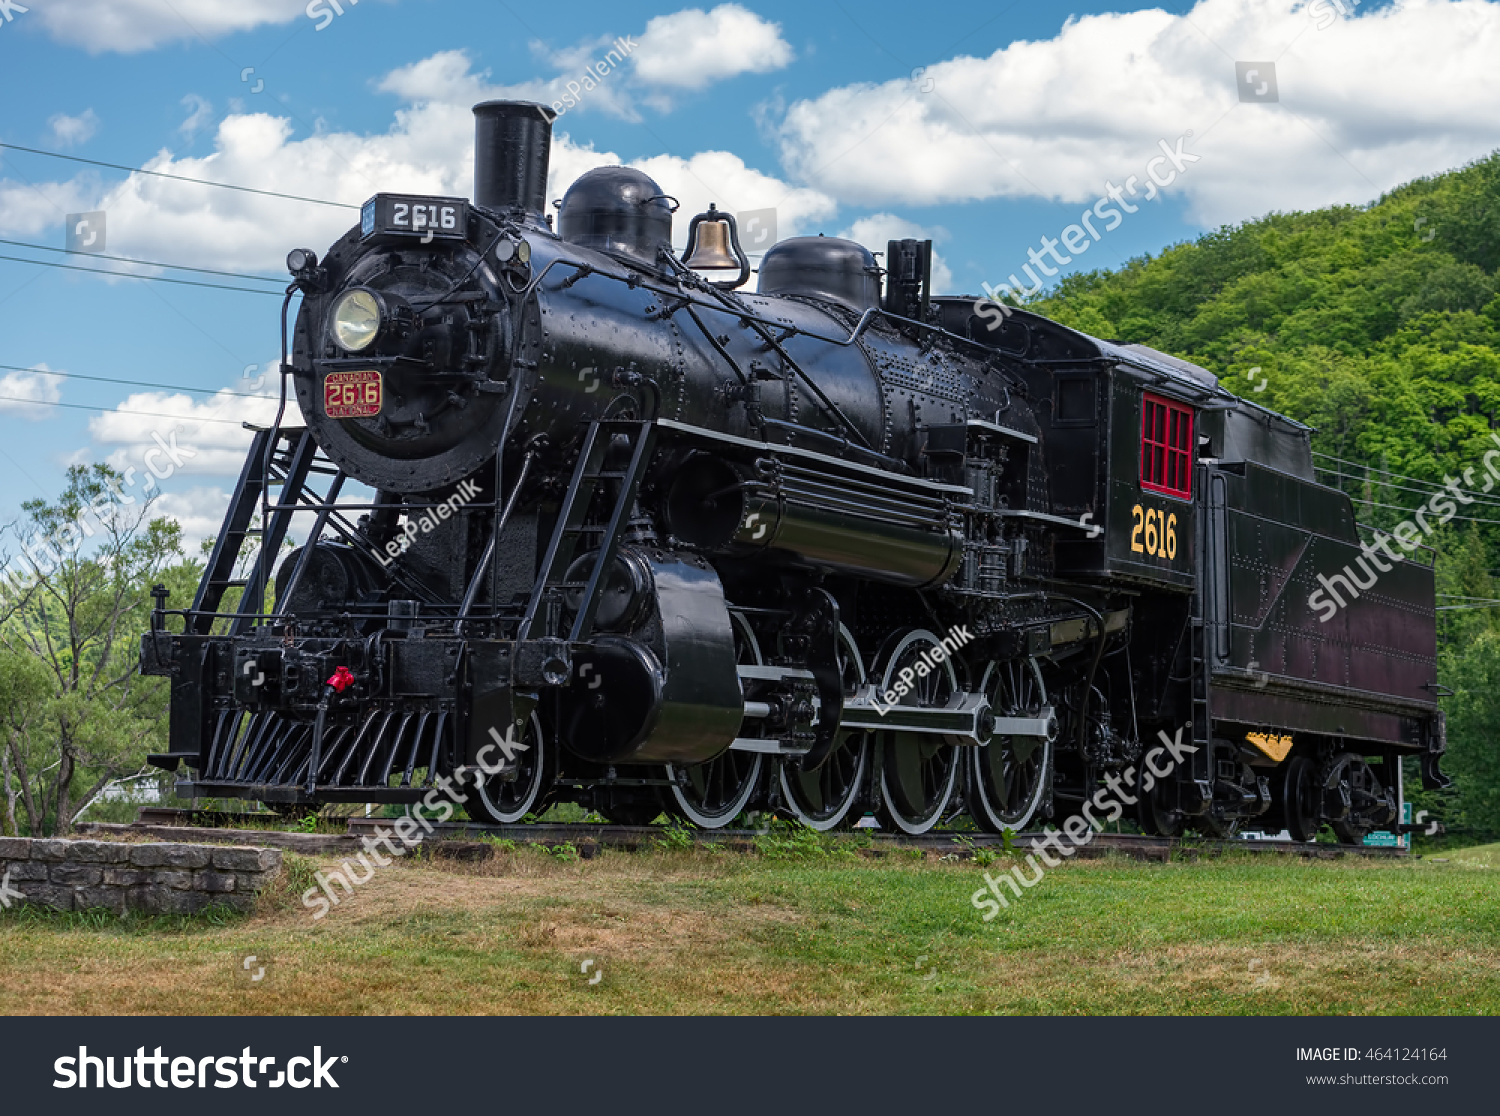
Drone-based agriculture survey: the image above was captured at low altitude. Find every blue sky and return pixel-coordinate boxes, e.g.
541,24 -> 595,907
0,0 -> 1494,548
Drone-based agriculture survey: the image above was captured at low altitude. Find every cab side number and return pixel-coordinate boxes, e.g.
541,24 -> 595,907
1130,504 -> 1177,560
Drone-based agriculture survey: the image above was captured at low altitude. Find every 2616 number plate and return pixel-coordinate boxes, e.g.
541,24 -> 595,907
324,369 -> 382,418
360,193 -> 468,241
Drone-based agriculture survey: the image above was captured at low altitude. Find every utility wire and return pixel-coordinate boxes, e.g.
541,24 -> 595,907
1312,449 -> 1498,492
1314,463 -> 1500,512
0,392 -> 269,425
1343,494 -> 1500,529
0,363 -> 274,400
0,140 -> 358,210
0,238 -> 284,284
0,253 -> 282,295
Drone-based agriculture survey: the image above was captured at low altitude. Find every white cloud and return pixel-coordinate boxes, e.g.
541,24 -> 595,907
47,110 -> 99,148
0,52 -> 834,275
630,150 -> 837,249
378,46 -> 641,124
773,0 -> 1500,226
381,6 -> 795,122
150,486 -> 235,555
89,386 -> 280,479
179,95 -> 214,140
839,214 -> 954,294
0,365 -> 64,420
0,176 -> 99,240
632,4 -> 794,91
33,0 -> 313,54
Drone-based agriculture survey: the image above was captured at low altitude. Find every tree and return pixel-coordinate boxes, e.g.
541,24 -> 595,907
0,464 -> 195,836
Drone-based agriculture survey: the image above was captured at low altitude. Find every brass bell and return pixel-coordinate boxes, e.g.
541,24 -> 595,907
683,204 -> 741,271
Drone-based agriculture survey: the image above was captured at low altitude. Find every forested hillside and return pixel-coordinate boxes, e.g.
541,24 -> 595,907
1034,153 -> 1500,839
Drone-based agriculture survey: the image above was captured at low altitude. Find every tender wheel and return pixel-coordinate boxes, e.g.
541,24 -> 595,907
780,624 -> 871,831
665,612 -> 764,828
967,657 -> 1053,833
1328,752 -> 1395,845
1282,754 -> 1321,842
875,629 -> 962,835
468,710 -> 551,824
1137,778 -> 1183,837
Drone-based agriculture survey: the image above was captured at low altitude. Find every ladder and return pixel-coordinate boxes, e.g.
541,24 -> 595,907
515,418 -> 657,646
189,427 -> 318,635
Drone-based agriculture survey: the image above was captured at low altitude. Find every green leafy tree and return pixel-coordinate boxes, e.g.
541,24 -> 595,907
0,464 -> 197,835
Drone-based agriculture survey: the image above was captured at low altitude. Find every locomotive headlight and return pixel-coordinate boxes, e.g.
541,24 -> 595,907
330,288 -> 383,353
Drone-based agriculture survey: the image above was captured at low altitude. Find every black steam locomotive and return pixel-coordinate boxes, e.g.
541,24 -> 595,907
142,101 -> 1448,841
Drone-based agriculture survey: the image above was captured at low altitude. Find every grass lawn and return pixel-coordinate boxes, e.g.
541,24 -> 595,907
1,843 -> 1497,1015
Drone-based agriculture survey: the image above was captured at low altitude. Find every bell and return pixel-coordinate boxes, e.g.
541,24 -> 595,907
683,206 -> 740,270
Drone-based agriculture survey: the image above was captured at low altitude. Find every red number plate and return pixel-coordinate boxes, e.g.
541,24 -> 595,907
324,369 -> 382,418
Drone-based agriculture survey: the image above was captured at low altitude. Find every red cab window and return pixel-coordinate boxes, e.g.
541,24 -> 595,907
1140,393 -> 1194,499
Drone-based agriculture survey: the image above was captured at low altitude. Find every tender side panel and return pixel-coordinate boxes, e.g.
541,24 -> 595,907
1206,461 -> 1437,742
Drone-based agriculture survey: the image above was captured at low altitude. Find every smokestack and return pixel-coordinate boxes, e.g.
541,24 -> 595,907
472,101 -> 556,215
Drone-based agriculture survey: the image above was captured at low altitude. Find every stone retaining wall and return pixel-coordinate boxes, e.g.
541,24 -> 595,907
0,838 -> 282,915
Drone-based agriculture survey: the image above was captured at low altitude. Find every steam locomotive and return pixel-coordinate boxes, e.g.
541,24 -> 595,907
142,101 -> 1448,841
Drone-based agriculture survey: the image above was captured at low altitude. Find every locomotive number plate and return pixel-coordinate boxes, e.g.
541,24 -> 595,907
360,193 -> 469,241
324,369 -> 382,418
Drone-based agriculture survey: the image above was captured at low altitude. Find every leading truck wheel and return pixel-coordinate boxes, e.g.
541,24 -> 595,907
468,710 -> 551,825
779,624 -> 871,831
875,629 -> 961,836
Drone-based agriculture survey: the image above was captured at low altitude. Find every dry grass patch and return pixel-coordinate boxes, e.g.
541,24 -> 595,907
3,846 -> 1498,1015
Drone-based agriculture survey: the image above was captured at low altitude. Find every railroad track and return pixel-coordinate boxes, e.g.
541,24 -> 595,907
69,808 -> 1406,862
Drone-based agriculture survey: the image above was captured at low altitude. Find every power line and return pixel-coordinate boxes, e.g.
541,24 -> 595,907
0,238 -> 285,285
0,392 -> 268,426
0,140 -> 358,210
0,253 -> 282,295
1344,494 -> 1500,529
1312,449 -> 1498,493
0,363 -> 274,400
1314,463 -> 1500,512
